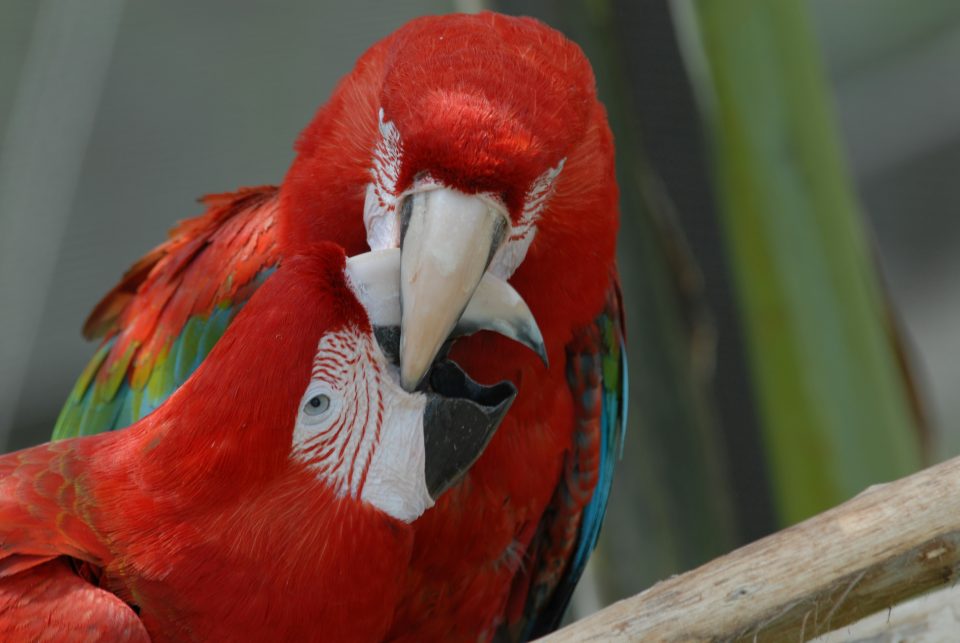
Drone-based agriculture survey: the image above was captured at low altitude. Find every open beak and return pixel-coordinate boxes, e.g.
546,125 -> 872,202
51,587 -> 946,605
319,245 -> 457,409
421,359 -> 516,499
397,187 -> 538,391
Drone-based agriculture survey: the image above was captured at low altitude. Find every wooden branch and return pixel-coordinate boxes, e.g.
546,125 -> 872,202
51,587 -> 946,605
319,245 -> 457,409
815,583 -> 960,641
543,455 -> 960,642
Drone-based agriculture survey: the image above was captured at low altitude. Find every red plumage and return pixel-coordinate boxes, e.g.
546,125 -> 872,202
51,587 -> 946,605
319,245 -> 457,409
5,247 -> 416,642
282,15 -> 620,638
57,12 -> 623,640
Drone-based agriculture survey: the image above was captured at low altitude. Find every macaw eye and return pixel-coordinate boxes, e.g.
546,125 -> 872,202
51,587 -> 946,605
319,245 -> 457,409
303,394 -> 331,416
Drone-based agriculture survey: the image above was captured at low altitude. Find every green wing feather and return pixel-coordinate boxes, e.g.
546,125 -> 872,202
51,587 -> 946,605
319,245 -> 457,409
53,187 -> 280,440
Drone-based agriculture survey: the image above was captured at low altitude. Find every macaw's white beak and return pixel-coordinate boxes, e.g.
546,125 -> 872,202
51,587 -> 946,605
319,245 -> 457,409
397,187 -> 542,391
346,188 -> 547,392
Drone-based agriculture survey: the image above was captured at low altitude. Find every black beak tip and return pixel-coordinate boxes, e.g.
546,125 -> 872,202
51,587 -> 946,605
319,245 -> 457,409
422,360 -> 517,499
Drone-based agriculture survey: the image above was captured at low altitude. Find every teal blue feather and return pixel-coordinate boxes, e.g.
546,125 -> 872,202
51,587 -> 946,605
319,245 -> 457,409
53,269 -> 274,440
525,296 -> 628,638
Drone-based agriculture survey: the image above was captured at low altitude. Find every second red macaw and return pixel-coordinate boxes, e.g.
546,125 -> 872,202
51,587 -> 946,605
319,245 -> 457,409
4,242 -> 527,641
54,12 -> 626,640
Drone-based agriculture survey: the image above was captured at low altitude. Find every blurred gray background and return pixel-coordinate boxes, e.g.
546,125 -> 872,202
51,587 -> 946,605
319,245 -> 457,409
1,0 -> 958,620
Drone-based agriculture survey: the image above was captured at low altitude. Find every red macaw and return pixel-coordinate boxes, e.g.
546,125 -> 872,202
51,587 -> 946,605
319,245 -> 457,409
3,242 -> 532,641
54,12 -> 626,640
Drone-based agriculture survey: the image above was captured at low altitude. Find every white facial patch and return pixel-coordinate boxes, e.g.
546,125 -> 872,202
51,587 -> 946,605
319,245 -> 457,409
488,159 -> 565,279
363,109 -> 403,251
291,324 -> 434,523
362,107 -> 566,279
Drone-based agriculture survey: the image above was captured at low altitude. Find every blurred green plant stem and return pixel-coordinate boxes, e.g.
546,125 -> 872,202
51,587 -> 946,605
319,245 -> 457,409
674,0 -> 924,524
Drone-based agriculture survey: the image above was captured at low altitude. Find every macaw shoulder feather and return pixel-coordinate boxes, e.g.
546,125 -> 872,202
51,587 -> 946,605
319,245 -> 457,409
54,186 -> 281,439
0,557 -> 148,641
510,273 -> 627,639
0,439 -> 112,570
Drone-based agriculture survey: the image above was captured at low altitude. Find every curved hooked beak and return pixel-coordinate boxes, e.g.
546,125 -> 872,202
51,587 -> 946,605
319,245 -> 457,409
396,187 -> 545,391
345,247 -> 546,371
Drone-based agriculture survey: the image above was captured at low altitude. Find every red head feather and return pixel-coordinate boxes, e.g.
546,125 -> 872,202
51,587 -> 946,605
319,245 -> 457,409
279,13 -> 616,262
378,13 -> 595,209
139,241 -> 364,484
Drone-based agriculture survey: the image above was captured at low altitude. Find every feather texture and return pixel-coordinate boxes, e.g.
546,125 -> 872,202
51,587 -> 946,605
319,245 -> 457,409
54,187 -> 280,439
11,246 -> 422,641
0,558 -> 148,642
520,277 -> 627,638
51,12 -> 625,640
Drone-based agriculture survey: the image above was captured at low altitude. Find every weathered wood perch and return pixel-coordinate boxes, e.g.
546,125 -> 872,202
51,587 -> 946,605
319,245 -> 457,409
816,582 -> 960,641
542,454 -> 960,641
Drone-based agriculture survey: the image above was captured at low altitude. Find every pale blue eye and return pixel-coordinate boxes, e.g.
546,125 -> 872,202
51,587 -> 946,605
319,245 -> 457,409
304,394 -> 330,416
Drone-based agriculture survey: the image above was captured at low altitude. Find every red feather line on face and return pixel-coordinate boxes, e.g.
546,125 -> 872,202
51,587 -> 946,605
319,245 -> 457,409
51,10 -> 623,638
130,243 -> 367,485
7,244 -> 422,641
294,327 -> 386,499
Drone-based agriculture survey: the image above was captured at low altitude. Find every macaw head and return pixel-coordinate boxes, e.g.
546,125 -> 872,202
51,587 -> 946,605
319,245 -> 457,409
281,12 -> 618,391
155,242 -> 536,522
